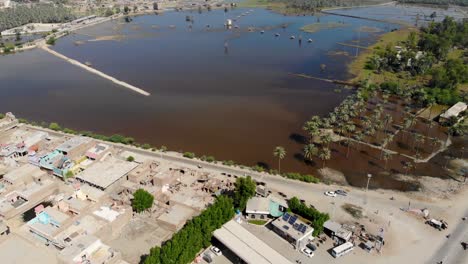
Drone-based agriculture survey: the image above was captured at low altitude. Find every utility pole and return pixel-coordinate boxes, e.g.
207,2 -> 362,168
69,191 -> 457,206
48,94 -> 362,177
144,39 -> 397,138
364,173 -> 372,205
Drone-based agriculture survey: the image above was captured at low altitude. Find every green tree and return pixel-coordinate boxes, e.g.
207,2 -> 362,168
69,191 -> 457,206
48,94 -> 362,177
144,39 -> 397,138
233,176 -> 256,211
127,156 -> 135,162
303,144 -> 317,162
132,189 -> 154,213
273,146 -> 286,174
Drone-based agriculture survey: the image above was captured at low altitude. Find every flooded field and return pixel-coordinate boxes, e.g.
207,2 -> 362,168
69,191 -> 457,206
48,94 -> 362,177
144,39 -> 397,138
0,6 -> 464,190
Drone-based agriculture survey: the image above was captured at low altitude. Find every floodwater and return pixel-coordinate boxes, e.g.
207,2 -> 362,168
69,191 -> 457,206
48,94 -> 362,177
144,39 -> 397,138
3,7 -> 457,189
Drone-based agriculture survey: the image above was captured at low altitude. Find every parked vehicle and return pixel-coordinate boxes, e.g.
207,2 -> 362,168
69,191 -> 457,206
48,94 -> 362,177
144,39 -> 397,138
324,191 -> 337,197
335,190 -> 348,196
426,219 -> 444,230
306,243 -> 317,252
331,242 -> 354,258
210,246 -> 222,256
302,247 -> 314,258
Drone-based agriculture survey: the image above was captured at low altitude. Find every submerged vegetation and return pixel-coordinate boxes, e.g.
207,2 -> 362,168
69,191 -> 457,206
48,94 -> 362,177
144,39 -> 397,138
301,22 -> 349,33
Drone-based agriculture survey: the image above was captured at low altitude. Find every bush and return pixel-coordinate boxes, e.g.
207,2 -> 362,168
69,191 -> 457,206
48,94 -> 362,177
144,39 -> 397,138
132,189 -> 154,213
251,164 -> 265,172
205,156 -> 215,163
0,113 -> 4,119
63,128 -> 76,134
127,156 -> 135,162
46,37 -> 56,45
49,122 -> 61,131
183,152 -> 195,159
282,172 -> 320,183
142,143 -> 151,149
222,160 -> 236,166
160,146 -> 167,152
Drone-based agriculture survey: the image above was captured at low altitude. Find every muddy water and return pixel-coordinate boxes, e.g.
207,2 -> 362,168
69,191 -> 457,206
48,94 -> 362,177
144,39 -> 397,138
0,8 -> 425,189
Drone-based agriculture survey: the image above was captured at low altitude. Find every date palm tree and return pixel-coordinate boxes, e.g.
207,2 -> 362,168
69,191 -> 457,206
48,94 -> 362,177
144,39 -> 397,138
320,134 -> 332,149
319,148 -> 331,168
414,134 -> 425,158
273,146 -> 286,174
303,144 -> 317,163
383,152 -> 391,170
403,161 -> 414,175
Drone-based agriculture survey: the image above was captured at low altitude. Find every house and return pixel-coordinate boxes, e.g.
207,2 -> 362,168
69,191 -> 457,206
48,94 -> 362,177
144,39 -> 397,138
245,196 -> 287,220
0,179 -> 58,219
157,204 -> 196,232
27,206 -> 73,244
59,235 -> 120,264
75,157 -> 138,191
323,220 -> 353,242
55,136 -> 94,160
439,102 -> 467,123
39,150 -> 74,178
2,163 -> 46,187
85,143 -> 110,161
271,212 -> 314,250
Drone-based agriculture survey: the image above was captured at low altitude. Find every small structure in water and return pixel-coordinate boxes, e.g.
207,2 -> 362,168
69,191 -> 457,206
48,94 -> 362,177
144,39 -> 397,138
290,35 -> 295,39
308,38 -> 313,43
275,33 -> 280,37
260,30 -> 265,34
226,19 -> 233,27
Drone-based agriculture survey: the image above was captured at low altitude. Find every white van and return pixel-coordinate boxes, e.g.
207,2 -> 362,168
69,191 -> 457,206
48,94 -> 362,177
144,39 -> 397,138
331,242 -> 354,258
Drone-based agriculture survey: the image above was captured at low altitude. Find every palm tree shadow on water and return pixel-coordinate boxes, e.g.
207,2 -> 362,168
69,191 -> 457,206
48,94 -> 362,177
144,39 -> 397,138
293,153 -> 317,167
289,133 -> 307,145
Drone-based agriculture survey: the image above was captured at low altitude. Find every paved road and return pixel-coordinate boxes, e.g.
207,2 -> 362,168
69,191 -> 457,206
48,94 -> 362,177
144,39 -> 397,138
428,207 -> 468,264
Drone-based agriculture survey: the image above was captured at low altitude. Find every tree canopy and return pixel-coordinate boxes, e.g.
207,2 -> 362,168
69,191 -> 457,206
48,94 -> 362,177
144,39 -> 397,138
132,189 -> 154,213
288,197 -> 330,236
233,176 -> 257,211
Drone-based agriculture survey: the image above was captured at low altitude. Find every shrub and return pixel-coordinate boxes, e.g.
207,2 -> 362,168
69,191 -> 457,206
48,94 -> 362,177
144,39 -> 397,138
183,152 -> 195,159
132,189 -> 154,213
205,156 -> 215,163
282,172 -> 320,183
49,122 -> 61,131
127,156 -> 135,162
142,143 -> 151,149
0,113 -> 4,119
46,37 -> 56,45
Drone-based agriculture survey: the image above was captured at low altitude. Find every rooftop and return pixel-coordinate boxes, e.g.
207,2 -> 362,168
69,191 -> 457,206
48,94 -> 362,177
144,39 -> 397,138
85,143 -> 110,160
93,206 -> 122,222
440,102 -> 467,119
56,136 -> 92,154
0,235 -> 58,264
3,164 -> 45,184
158,204 -> 195,226
246,197 -> 270,215
213,220 -> 293,264
76,157 -> 138,189
271,212 -> 313,241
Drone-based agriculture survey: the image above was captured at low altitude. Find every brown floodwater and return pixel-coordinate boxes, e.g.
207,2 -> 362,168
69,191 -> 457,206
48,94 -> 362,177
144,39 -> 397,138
0,8 -> 464,190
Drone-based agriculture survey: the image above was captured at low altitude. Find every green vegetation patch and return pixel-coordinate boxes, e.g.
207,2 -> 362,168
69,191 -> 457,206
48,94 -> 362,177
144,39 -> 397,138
301,22 -> 349,33
288,197 -> 329,236
248,219 -> 268,225
132,189 -> 154,213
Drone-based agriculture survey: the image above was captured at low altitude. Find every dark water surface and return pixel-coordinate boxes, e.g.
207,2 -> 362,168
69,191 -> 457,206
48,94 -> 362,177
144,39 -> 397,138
0,8 -> 397,176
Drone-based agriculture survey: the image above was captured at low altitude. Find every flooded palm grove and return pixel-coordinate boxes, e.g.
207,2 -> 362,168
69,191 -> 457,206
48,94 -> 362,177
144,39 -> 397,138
0,3 -> 466,190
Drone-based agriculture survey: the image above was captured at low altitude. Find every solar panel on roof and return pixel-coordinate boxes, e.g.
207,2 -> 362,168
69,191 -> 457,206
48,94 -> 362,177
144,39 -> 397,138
288,215 -> 298,225
282,213 -> 290,221
296,223 -> 304,231
300,225 -> 307,233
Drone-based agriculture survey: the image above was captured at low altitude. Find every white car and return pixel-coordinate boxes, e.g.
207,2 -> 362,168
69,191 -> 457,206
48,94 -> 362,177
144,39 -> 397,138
324,191 -> 337,197
302,247 -> 315,258
210,246 -> 222,256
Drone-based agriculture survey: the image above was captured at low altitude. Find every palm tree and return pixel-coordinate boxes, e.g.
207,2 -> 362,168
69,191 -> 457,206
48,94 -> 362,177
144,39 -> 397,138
414,134 -> 425,158
273,146 -> 286,174
383,152 -> 392,170
383,114 -> 393,135
320,134 -> 332,149
319,148 -> 331,168
303,144 -> 317,162
430,137 -> 439,153
403,161 -> 414,175
344,124 -> 356,158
